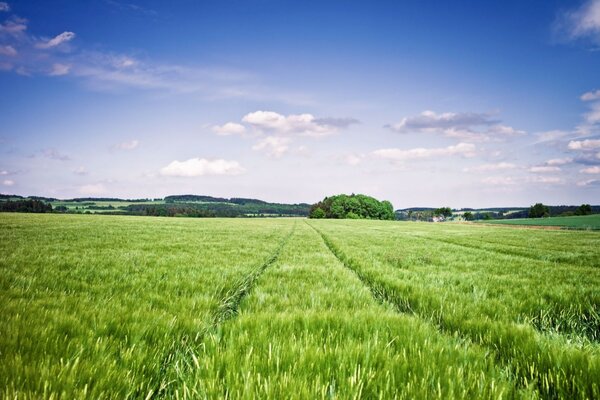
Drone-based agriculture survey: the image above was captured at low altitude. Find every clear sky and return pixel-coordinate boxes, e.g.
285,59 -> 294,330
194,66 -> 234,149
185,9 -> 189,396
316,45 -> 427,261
1,0 -> 600,208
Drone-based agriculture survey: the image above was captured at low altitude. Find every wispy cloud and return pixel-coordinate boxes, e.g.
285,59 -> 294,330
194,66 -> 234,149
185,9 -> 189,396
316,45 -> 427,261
113,139 -> 139,150
212,122 -> 246,136
214,110 -> 358,158
241,110 -> 357,137
41,148 -> 70,161
252,136 -> 291,158
160,158 -> 244,177
2,178 -> 14,186
0,2 -> 10,12
373,142 -> 476,162
546,157 -> 573,166
555,0 -> 600,45
581,89 -> 600,101
0,8 -> 299,101
577,178 -> 600,186
529,166 -> 561,173
581,165 -> 600,173
35,31 -> 75,49
463,162 -> 517,172
568,138 -> 600,150
385,110 -> 524,142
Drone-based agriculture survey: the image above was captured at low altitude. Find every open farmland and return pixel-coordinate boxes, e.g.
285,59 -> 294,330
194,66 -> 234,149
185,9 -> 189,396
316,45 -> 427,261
1,214 -> 599,399
478,214 -> 600,230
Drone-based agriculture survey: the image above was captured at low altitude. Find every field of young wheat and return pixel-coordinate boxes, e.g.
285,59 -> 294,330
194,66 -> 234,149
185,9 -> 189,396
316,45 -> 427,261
1,213 -> 599,399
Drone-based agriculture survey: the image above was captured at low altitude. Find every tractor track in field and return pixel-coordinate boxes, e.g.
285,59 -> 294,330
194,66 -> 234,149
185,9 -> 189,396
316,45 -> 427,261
307,221 -> 598,400
147,222 -> 297,399
410,233 -> 598,269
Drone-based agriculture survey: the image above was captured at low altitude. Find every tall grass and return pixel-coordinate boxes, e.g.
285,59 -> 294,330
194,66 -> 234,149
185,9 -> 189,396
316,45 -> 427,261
310,219 -> 600,398
0,213 -> 290,398
1,214 -> 598,399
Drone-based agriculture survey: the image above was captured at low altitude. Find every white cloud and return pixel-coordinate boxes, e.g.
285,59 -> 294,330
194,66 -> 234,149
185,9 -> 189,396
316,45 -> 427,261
464,162 -> 517,172
114,139 -> 139,150
0,16 -> 26,35
481,176 -> 517,186
252,136 -> 290,158
373,142 -> 476,162
546,157 -> 573,166
386,110 -> 524,142
584,102 -> 600,125
160,158 -> 244,177
2,179 -> 14,186
0,170 -> 8,175
581,166 -> 600,174
533,130 -> 571,144
577,178 -> 599,186
0,45 -> 16,56
568,139 -> 600,150
0,2 -> 10,12
582,89 -> 600,101
49,63 -> 71,76
212,122 -> 246,136
79,183 -> 106,195
242,110 -> 352,137
35,31 -> 76,49
529,176 -> 565,184
558,0 -> 600,44
529,166 -> 561,173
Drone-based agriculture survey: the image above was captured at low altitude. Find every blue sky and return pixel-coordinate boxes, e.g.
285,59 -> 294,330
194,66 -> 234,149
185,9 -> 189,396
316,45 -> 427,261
1,0 -> 600,208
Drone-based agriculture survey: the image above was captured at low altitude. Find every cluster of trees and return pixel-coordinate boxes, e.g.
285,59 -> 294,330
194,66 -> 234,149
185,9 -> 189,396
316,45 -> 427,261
528,203 -> 550,218
0,199 -> 52,213
433,207 -> 452,217
528,203 -> 593,218
309,194 -> 395,220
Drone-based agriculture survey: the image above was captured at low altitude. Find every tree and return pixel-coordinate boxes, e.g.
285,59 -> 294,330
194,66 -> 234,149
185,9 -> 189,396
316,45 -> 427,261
463,211 -> 474,221
434,207 -> 452,218
309,194 -> 395,220
575,204 -> 592,216
528,203 -> 549,218
310,207 -> 326,219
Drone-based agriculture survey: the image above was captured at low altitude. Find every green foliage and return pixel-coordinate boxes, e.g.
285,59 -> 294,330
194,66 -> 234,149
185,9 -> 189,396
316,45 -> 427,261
309,207 -> 326,219
528,203 -> 550,218
575,203 -> 592,216
463,211 -> 474,221
309,194 -> 394,220
0,199 -> 52,213
434,207 -> 452,217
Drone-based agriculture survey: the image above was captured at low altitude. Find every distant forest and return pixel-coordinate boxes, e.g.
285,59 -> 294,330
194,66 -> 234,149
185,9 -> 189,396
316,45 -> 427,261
1,193 -> 599,220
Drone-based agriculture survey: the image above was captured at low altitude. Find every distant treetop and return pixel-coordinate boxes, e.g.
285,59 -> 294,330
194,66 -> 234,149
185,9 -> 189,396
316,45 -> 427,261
309,194 -> 394,220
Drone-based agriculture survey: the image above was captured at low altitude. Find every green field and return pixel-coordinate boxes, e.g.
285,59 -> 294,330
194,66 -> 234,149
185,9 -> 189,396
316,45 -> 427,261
1,214 -> 599,399
479,214 -> 600,230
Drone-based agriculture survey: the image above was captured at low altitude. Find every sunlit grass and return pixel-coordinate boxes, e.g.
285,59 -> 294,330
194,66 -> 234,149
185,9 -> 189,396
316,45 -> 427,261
1,214 -> 598,398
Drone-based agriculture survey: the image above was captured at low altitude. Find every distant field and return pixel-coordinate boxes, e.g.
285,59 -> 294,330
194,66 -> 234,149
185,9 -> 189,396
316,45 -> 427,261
479,214 -> 600,229
1,214 -> 599,399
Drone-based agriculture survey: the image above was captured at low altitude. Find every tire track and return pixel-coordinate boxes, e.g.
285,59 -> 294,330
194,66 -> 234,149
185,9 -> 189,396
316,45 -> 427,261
307,221 -> 599,400
146,222 -> 296,399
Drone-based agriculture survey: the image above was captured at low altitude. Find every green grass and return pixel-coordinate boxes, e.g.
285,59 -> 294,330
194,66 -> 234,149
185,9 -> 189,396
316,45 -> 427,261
1,214 -> 599,399
479,214 -> 600,229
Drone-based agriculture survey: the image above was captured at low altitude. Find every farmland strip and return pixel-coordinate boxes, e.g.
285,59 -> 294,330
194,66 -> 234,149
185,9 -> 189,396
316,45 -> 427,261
149,221 -> 296,399
412,233 -> 599,268
309,222 -> 600,399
